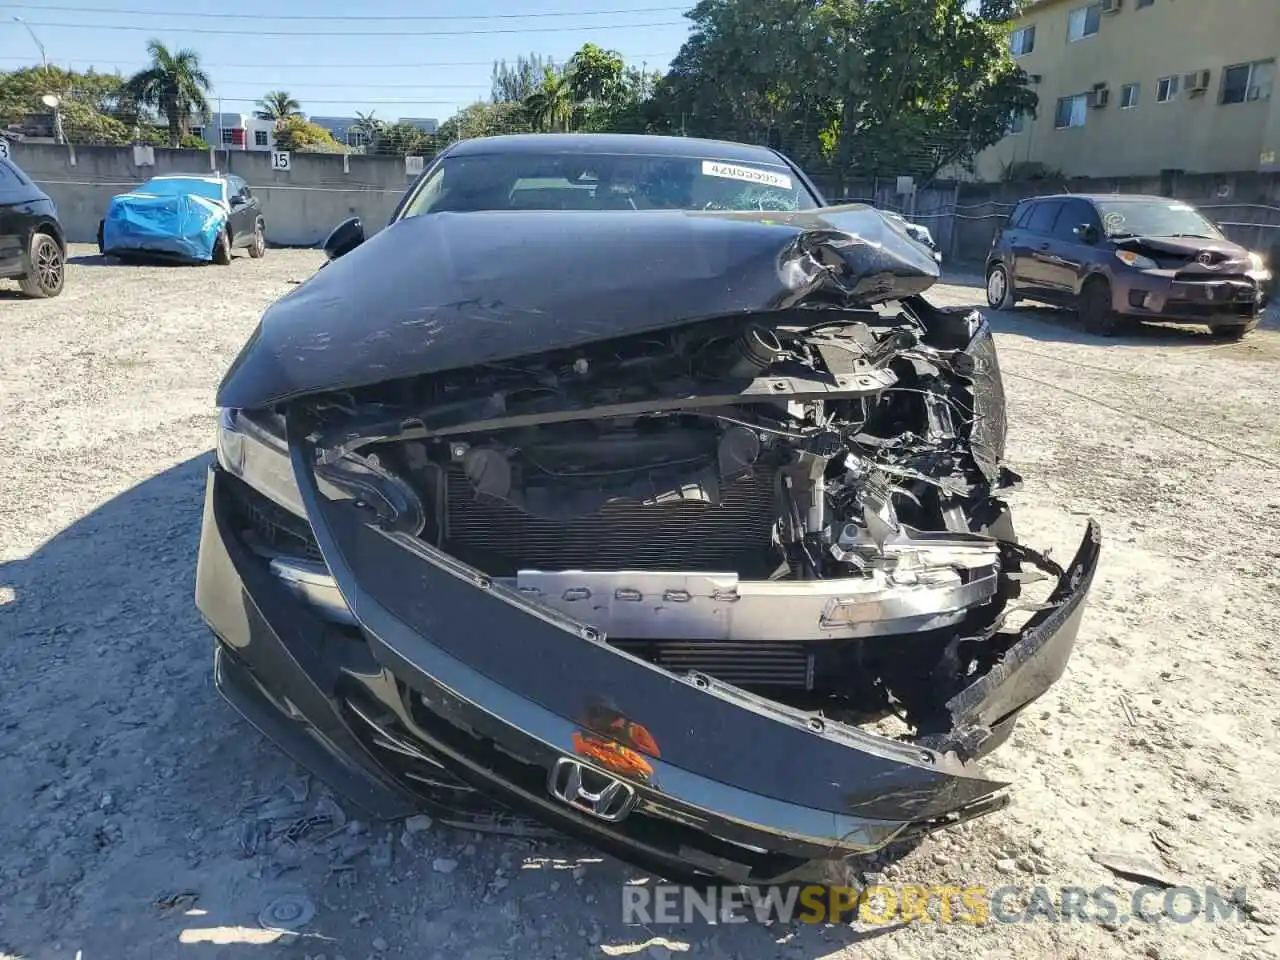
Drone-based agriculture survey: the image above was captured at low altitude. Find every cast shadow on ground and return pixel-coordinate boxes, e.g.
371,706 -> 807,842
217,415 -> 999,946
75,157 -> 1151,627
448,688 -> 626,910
67,253 -> 207,268
0,454 -> 918,959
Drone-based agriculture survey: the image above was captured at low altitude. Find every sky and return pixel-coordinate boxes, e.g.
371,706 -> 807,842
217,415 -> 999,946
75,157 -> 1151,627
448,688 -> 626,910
0,0 -> 695,123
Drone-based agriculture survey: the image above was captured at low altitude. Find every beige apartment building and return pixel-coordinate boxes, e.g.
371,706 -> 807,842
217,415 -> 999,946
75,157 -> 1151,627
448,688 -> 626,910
973,0 -> 1280,180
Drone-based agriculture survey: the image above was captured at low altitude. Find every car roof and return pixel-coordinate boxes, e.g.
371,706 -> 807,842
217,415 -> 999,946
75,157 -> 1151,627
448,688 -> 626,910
1024,193 -> 1184,205
443,133 -> 793,167
145,174 -> 228,184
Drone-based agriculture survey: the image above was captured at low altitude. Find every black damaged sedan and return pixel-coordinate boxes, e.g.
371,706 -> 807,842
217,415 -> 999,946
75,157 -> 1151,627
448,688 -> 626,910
196,134 -> 1100,886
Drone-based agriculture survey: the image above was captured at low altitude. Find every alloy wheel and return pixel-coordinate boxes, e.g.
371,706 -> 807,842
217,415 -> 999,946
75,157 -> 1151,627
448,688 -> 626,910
35,236 -> 63,293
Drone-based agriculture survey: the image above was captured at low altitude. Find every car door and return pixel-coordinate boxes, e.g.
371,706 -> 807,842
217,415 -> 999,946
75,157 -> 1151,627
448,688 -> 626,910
226,177 -> 253,245
999,200 -> 1038,295
1041,198 -> 1103,295
1016,200 -> 1065,296
0,159 -> 34,277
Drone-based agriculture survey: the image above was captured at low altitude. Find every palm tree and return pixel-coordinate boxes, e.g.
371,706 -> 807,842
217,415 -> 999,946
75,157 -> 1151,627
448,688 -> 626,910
523,66 -> 575,133
255,90 -> 301,122
352,110 -> 382,149
125,40 -> 211,147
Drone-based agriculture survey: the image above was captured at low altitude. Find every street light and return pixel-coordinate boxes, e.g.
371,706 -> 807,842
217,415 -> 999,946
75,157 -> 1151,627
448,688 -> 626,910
14,17 -> 63,145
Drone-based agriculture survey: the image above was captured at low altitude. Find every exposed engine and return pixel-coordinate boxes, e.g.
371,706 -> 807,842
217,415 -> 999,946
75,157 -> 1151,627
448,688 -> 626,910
298,294 -> 1030,731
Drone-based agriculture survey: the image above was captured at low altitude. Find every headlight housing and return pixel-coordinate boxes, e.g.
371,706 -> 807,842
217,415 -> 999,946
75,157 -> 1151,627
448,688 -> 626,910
216,407 -> 306,517
1115,250 -> 1157,271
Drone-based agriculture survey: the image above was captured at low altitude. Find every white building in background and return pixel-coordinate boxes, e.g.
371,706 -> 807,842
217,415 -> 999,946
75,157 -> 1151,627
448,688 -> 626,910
191,112 -> 277,151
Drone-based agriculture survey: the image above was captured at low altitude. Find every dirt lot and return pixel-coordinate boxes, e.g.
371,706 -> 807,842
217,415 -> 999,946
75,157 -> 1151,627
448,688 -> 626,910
1,246 -> 1278,960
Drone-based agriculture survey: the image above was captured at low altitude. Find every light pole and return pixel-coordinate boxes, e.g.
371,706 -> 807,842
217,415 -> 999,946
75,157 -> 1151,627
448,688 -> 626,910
13,17 -> 63,144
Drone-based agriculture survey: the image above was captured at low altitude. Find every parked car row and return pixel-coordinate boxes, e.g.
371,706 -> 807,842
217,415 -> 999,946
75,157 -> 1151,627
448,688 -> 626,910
1,156 -> 267,299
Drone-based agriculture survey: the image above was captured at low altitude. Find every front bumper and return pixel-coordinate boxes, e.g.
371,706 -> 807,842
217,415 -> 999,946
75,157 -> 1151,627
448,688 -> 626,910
1116,269 -> 1268,326
196,454 -> 1100,884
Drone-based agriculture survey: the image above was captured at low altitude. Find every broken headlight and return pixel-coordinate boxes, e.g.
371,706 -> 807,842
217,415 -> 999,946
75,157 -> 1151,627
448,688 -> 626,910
215,407 -> 305,517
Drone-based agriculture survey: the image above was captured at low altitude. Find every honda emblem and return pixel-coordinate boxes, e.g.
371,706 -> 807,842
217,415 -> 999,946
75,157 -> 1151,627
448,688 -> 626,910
548,758 -> 637,822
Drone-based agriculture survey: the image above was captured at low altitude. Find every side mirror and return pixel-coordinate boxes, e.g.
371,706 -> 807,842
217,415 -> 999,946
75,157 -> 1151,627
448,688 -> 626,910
1073,223 -> 1098,243
323,217 -> 365,261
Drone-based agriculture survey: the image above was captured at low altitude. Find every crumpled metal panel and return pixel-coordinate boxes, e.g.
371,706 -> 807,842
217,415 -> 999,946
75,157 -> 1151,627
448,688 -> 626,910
216,204 -> 941,409
102,190 -> 226,262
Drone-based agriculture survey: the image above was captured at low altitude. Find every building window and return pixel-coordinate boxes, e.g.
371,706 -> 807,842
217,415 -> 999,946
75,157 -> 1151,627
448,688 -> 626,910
1054,94 -> 1088,129
1008,111 -> 1027,134
254,130 -> 269,147
1121,83 -> 1140,108
1221,59 -> 1275,104
1009,25 -> 1036,56
220,127 -> 238,145
1136,0 -> 1155,7
1067,3 -> 1102,42
1156,75 -> 1179,102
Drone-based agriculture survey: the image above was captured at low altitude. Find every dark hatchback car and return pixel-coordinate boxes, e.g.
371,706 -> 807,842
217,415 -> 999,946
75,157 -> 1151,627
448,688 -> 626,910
197,134 -> 1099,887
0,154 -> 66,298
986,194 -> 1272,338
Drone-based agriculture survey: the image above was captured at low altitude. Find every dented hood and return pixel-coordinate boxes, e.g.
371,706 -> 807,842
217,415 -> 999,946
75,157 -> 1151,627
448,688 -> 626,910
216,205 -> 940,410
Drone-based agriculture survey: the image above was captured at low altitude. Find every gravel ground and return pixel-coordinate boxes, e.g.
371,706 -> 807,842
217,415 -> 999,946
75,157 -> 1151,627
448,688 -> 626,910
2,246 -> 1279,960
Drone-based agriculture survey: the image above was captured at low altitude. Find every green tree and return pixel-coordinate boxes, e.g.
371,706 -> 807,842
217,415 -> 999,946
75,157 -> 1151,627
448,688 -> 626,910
660,0 -> 1037,190
523,65 -> 575,132
0,66 -> 132,136
567,43 -> 625,105
255,90 -> 301,121
436,100 -> 530,146
124,40 -> 212,147
491,54 -> 551,103
372,121 -> 433,156
271,115 -> 344,153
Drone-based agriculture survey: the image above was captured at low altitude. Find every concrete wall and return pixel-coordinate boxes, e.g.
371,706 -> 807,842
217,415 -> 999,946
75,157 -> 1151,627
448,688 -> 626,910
8,142 -> 417,246
974,0 -> 1280,180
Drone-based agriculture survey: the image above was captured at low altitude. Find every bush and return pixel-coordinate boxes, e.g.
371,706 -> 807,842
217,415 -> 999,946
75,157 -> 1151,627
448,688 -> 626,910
272,115 -> 345,153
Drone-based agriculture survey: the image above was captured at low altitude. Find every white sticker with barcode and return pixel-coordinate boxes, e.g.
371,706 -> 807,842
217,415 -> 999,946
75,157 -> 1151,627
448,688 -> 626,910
701,160 -> 793,190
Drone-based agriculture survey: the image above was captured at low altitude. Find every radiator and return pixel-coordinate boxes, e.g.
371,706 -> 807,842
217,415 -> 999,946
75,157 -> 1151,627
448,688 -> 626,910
442,463 -> 779,576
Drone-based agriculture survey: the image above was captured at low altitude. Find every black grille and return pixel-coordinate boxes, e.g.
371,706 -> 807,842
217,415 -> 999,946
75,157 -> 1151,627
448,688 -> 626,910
442,464 -> 780,576
223,474 -> 321,560
612,640 -> 813,690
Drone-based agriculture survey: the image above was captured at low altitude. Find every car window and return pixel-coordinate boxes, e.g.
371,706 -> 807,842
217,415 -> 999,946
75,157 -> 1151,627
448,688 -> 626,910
399,151 -> 820,217
1092,199 -> 1223,240
1009,201 -> 1033,229
1053,199 -> 1098,239
1024,200 -> 1062,235
0,160 -> 21,188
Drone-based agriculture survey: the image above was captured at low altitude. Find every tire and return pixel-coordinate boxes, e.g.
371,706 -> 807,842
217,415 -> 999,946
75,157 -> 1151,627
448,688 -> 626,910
248,221 -> 266,259
1211,320 -> 1257,340
213,229 -> 232,265
1079,277 -> 1119,336
97,220 -> 105,254
18,231 -> 65,299
985,263 -> 1016,310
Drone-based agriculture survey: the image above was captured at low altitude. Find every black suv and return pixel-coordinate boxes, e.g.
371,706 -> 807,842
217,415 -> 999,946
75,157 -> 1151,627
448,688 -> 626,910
985,194 -> 1271,339
0,153 -> 65,298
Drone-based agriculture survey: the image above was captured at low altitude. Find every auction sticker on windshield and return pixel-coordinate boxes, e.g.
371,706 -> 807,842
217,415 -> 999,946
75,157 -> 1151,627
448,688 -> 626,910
702,160 -> 793,190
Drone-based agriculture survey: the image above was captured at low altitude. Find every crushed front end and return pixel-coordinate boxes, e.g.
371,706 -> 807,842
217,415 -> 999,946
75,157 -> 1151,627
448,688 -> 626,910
196,207 -> 1099,884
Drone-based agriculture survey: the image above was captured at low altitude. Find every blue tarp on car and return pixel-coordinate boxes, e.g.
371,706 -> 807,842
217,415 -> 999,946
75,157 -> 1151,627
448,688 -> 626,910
102,178 -> 227,261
